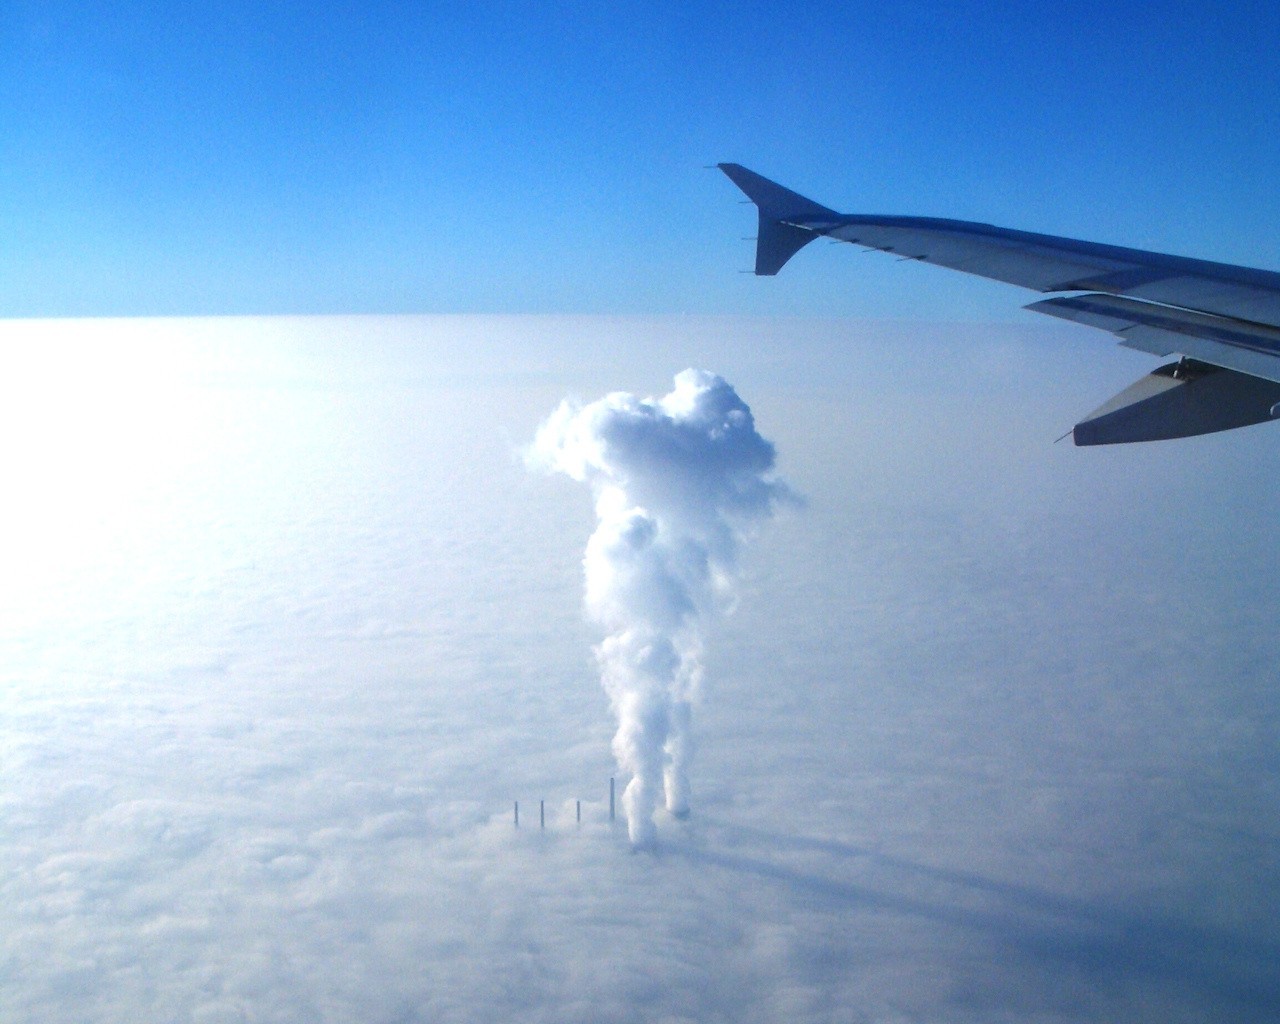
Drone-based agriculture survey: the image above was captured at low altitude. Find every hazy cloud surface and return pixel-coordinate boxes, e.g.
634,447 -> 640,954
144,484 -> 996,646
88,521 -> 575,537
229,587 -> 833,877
1,316 -> 1278,1023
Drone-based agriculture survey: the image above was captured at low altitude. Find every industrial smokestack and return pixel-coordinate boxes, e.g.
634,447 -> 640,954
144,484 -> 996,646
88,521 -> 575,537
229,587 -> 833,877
540,800 -> 545,829
514,801 -> 519,827
531,370 -> 788,847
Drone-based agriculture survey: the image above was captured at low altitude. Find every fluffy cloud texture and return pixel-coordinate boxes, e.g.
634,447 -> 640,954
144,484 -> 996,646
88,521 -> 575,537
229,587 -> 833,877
531,369 -> 789,845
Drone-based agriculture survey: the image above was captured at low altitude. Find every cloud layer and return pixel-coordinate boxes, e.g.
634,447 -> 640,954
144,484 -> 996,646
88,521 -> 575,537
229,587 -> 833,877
1,316 -> 1277,1022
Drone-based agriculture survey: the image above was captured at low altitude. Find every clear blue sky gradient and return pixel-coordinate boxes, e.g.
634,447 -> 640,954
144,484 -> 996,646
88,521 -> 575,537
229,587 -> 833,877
4,0 -> 1280,317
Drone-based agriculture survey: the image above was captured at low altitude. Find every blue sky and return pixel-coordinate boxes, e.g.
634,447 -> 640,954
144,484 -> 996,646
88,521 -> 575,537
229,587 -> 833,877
4,0 -> 1280,317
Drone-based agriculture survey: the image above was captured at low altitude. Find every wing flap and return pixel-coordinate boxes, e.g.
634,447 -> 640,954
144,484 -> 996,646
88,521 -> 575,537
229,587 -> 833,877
1072,360 -> 1280,445
1028,294 -> 1280,385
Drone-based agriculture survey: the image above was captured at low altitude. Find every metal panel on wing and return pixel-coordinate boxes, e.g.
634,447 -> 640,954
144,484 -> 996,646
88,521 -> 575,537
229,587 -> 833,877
1028,294 -> 1280,384
718,163 -> 1280,443
1072,361 -> 1280,445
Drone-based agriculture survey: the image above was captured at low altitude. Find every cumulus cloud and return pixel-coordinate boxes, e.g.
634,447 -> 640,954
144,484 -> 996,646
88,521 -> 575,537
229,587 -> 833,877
531,370 -> 789,845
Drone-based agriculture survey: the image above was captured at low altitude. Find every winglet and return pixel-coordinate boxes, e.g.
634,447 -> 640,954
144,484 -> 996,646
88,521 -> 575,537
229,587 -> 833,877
718,164 -> 837,275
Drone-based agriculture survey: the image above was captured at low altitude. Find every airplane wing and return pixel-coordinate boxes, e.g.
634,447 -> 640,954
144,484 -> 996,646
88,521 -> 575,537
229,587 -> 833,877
718,162 -> 1280,445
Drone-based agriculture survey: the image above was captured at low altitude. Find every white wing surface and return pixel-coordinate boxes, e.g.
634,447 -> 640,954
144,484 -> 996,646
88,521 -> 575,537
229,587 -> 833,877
719,163 -> 1280,445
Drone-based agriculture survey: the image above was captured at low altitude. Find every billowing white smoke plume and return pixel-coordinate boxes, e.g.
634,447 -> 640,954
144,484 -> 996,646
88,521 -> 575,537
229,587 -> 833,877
531,370 -> 788,847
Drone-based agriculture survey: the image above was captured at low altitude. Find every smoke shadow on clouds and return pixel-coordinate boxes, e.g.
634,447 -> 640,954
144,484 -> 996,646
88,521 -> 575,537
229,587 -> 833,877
678,820 -> 1280,1019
